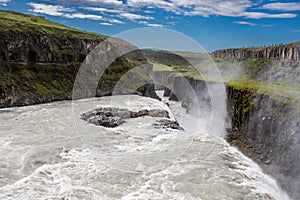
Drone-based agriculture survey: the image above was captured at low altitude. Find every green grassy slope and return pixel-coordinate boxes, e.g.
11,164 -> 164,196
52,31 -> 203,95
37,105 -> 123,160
147,46 -> 300,97
0,10 -> 153,107
0,10 -> 105,40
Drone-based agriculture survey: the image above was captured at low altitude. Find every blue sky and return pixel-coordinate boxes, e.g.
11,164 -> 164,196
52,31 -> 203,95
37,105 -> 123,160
0,0 -> 299,52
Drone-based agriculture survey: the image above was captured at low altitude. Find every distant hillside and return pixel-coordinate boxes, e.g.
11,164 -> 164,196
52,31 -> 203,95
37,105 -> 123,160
148,42 -> 300,94
0,10 -> 157,107
142,50 -> 191,67
0,10 -> 104,39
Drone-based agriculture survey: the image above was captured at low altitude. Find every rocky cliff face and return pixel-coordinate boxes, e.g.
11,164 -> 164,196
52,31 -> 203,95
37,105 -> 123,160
226,86 -> 300,199
212,43 -> 300,61
155,68 -> 300,198
0,28 -> 158,108
0,31 -> 100,63
0,30 -> 100,107
160,74 -> 214,116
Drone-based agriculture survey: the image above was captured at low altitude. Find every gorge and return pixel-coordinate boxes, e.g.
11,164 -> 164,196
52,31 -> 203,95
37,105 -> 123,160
0,10 -> 299,199
152,44 -> 300,199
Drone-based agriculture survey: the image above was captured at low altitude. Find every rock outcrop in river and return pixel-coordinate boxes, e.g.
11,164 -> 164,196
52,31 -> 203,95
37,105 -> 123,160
81,107 -> 183,130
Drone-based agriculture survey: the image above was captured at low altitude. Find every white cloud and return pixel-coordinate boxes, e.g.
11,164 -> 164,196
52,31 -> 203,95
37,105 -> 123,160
119,13 -> 154,21
138,21 -> 163,27
58,0 -> 123,7
235,21 -> 257,26
83,7 -> 120,13
28,2 -> 125,23
0,0 -> 10,6
261,2 -> 300,11
127,0 -> 298,19
174,0 -> 251,17
64,13 -> 104,20
100,22 -> 113,26
144,10 -> 155,14
27,3 -> 74,16
86,0 -> 123,6
128,0 -> 251,17
166,21 -> 177,26
107,18 -> 124,24
26,0 -> 298,28
127,0 -> 180,13
64,13 -> 124,24
146,23 -> 163,27
65,13 -> 124,24
244,12 -> 296,19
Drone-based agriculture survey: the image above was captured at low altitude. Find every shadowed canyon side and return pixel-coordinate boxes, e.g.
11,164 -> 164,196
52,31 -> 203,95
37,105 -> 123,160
148,44 -> 300,199
226,85 -> 300,198
0,10 -> 158,108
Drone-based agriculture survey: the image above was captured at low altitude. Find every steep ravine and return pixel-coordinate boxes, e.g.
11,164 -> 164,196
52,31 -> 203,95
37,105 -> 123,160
158,73 -> 300,199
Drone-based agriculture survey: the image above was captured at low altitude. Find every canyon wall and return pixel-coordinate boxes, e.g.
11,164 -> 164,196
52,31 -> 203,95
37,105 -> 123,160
212,43 -> 300,62
226,85 -> 300,198
0,31 -> 100,63
158,71 -> 300,199
0,16 -> 158,108
162,75 -> 215,116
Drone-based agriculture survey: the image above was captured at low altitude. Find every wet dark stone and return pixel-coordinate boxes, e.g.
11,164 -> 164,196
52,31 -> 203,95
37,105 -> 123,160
81,107 -> 170,128
153,119 -> 184,130
87,115 -> 125,128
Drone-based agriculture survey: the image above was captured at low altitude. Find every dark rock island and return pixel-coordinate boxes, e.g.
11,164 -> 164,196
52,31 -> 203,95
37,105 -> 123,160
81,107 -> 183,130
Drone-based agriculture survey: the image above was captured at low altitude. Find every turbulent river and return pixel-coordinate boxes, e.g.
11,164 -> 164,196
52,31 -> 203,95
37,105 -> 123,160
0,93 -> 291,199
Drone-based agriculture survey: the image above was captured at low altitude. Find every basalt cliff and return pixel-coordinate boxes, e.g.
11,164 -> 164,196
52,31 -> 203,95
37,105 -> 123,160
0,10 -> 157,108
212,43 -> 300,62
149,44 -> 300,198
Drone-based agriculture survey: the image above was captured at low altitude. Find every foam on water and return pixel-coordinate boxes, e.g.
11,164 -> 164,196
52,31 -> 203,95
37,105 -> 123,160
0,95 -> 291,199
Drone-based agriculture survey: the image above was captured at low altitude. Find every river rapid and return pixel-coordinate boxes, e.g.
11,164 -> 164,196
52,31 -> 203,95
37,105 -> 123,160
0,94 -> 291,199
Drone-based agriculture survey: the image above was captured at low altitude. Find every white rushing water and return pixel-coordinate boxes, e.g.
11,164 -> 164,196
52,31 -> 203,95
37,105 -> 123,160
0,94 -> 291,199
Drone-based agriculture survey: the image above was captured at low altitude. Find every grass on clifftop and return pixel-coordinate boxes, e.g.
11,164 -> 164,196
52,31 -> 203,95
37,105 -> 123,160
213,41 -> 300,52
151,50 -> 300,98
0,10 -> 105,40
152,63 -> 175,72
